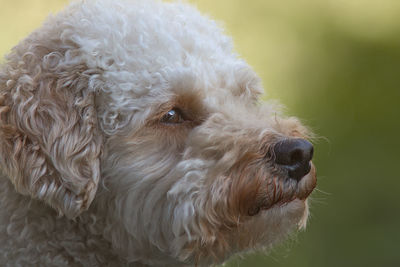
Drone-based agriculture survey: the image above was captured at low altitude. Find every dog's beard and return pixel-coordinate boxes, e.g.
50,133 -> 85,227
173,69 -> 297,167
161,157 -> 313,264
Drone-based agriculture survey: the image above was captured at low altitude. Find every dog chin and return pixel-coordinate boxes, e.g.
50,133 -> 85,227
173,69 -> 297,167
257,198 -> 309,244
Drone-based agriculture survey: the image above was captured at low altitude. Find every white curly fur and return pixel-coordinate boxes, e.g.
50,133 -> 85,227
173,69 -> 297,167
0,0 -> 316,266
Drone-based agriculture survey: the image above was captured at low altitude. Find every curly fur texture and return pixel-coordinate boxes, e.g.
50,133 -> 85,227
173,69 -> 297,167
0,0 -> 316,266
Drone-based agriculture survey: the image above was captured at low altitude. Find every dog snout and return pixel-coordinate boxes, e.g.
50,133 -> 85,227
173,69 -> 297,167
272,139 -> 314,181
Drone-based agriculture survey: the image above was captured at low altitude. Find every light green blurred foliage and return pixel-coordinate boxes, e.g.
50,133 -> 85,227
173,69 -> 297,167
1,1 -> 399,266
0,0 -> 67,59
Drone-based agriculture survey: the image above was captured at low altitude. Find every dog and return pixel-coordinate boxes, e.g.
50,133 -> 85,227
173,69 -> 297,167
0,0 -> 316,265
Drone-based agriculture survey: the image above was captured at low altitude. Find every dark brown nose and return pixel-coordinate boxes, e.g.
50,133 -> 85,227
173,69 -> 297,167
273,139 -> 314,181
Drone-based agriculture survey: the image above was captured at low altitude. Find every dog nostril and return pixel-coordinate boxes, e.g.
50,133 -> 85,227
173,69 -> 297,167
272,139 -> 314,181
289,149 -> 303,165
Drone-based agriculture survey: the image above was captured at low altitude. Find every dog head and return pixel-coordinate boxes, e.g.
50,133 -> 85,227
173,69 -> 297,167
0,0 -> 316,265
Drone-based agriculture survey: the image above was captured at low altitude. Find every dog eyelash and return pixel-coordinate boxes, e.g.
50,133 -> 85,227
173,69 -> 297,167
160,108 -> 185,124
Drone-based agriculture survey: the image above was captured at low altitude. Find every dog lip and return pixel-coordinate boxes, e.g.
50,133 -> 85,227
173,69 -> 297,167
248,198 -> 295,216
248,195 -> 303,216
295,163 -> 317,199
248,164 -> 316,216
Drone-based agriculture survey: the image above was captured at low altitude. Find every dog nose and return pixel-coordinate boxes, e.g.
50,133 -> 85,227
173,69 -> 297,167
272,139 -> 314,181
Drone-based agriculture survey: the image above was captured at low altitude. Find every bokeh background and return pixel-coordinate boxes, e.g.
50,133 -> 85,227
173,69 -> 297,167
1,0 -> 399,266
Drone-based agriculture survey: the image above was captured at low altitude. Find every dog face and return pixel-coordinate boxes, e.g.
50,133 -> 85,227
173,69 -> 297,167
0,0 -> 316,265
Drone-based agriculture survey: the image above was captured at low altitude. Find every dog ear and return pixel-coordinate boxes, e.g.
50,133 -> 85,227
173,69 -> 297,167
0,41 -> 103,218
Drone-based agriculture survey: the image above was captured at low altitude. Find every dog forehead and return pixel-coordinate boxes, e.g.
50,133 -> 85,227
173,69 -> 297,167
64,3 -> 262,97
61,0 -> 234,69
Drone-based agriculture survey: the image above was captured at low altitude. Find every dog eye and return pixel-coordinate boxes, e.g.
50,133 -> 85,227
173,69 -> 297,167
160,108 -> 185,124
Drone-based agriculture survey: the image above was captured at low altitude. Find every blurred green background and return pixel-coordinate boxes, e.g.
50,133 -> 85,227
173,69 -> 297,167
1,0 -> 399,266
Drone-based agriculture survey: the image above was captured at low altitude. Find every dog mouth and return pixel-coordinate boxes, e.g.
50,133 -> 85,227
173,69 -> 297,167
247,163 -> 317,216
